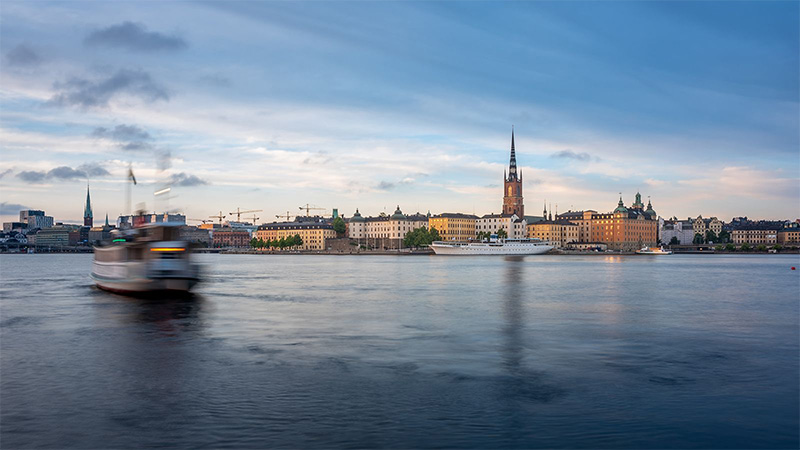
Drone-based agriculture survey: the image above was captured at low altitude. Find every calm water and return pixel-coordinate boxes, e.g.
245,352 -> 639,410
1,253 -> 798,449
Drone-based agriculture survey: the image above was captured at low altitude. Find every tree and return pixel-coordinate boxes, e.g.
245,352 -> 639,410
257,238 -> 265,249
693,233 -> 704,245
669,236 -> 680,246
496,228 -> 508,239
717,230 -> 731,243
293,234 -> 303,249
740,243 -> 751,252
333,217 -> 346,237
430,226 -> 441,241
250,237 -> 258,248
705,230 -> 717,244
715,245 -> 724,252
725,243 -> 735,252
278,237 -> 287,250
756,244 -> 767,252
403,226 -> 439,249
772,244 -> 783,252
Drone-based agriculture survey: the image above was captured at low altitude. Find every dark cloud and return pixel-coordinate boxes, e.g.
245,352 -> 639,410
84,21 -> 187,52
0,202 -> 30,215
77,163 -> 111,177
0,169 -> 13,179
16,163 -> 110,183
376,181 -> 395,190
169,172 -> 208,187
17,171 -> 46,183
49,69 -> 169,109
551,150 -> 592,161
198,74 -> 231,87
5,44 -> 41,67
92,124 -> 153,151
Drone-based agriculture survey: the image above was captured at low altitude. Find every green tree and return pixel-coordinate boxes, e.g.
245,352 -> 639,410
293,234 -> 303,248
669,236 -> 680,246
756,244 -> 767,252
257,238 -> 265,249
250,237 -> 258,248
715,245 -> 724,252
693,233 -> 704,244
403,226 -> 440,249
430,226 -> 441,242
772,244 -> 783,252
333,217 -> 346,237
496,228 -> 508,239
725,243 -> 736,252
717,230 -> 731,243
705,230 -> 717,243
740,243 -> 751,252
278,237 -> 287,250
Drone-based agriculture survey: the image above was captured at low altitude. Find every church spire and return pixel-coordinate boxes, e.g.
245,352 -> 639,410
83,183 -> 93,226
508,126 -> 517,181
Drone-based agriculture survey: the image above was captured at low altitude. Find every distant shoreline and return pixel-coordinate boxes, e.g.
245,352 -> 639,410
4,250 -> 797,256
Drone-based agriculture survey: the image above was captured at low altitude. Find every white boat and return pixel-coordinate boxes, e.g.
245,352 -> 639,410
91,223 -> 201,294
635,246 -> 673,255
430,238 -> 553,255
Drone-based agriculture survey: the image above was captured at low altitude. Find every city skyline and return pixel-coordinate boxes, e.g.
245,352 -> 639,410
1,1 -> 798,223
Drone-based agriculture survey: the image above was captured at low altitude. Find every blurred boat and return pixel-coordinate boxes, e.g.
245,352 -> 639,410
91,223 -> 201,294
635,246 -> 673,255
430,237 -> 553,255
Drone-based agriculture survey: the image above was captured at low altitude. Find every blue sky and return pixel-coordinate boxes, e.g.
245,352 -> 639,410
1,1 -> 798,224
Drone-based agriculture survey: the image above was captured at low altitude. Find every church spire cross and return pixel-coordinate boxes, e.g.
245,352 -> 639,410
508,126 -> 517,181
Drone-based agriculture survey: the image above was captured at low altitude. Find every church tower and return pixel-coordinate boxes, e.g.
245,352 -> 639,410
84,184 -> 93,227
502,127 -> 524,218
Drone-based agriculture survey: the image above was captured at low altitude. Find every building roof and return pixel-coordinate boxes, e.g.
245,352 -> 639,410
431,213 -> 479,219
390,206 -> 405,220
259,222 -> 333,230
480,213 -> 516,219
528,219 -> 578,226
349,209 -> 365,223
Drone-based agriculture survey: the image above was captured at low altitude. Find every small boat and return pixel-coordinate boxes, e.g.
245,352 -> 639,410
91,223 -> 201,294
635,246 -> 673,255
430,237 -> 553,255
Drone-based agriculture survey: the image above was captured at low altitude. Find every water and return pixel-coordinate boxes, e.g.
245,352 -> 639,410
1,253 -> 798,449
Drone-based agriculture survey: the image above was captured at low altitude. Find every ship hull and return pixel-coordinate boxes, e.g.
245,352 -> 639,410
91,272 -> 199,294
430,242 -> 553,255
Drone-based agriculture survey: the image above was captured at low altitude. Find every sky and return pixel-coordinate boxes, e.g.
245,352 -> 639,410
1,1 -> 798,225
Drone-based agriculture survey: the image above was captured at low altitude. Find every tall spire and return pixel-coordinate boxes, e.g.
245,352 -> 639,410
83,183 -> 93,226
508,126 -> 517,181
105,213 -> 109,227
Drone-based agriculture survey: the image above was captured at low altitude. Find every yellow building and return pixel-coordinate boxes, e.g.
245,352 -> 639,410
255,222 -> 336,251
778,226 -> 800,245
526,220 -> 579,248
732,226 -> 779,245
428,213 -> 478,241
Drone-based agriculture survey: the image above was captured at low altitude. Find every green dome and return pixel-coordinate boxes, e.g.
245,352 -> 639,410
614,196 -> 628,213
350,209 -> 365,223
645,201 -> 656,218
390,205 -> 405,220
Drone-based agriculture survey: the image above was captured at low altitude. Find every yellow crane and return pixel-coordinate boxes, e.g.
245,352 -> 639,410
249,214 -> 260,225
209,211 -> 226,225
276,211 -> 294,221
188,218 -> 210,224
229,208 -> 263,222
299,204 -> 325,216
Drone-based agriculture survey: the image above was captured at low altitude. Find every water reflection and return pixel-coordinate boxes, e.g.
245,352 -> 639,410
94,289 -> 207,336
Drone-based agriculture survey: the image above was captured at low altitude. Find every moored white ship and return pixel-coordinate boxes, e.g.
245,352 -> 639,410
91,223 -> 201,294
430,237 -> 553,255
635,246 -> 673,255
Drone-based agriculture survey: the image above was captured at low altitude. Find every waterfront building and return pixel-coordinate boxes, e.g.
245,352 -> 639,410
502,128 -> 524,218
526,219 -> 579,248
20,210 -> 54,230
180,226 -> 213,247
732,222 -> 781,245
428,213 -> 478,241
356,206 -> 428,249
660,217 -> 695,245
475,213 -> 526,238
35,225 -> 81,247
212,227 -> 252,248
84,184 -> 93,227
2,222 -> 28,233
255,222 -> 336,250
693,215 -> 723,238
555,195 -> 658,250
347,209 -> 366,239
557,209 -> 596,243
778,223 -> 800,245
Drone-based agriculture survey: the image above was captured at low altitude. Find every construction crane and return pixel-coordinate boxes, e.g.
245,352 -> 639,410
249,214 -> 260,225
188,218 -> 209,224
299,203 -> 325,216
229,208 -> 263,222
209,211 -> 226,225
276,211 -> 294,221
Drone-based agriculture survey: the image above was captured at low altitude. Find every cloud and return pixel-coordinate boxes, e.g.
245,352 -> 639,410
198,74 -> 231,87
15,164 -> 110,183
376,180 -> 395,190
169,172 -> 208,187
0,169 -> 13,179
92,124 -> 153,151
17,171 -> 46,183
84,21 -> 187,52
0,202 -> 30,215
49,69 -> 169,108
551,150 -> 592,161
5,44 -> 41,67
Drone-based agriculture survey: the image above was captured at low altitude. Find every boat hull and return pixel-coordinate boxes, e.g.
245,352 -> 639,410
430,242 -> 553,255
91,273 -> 199,294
